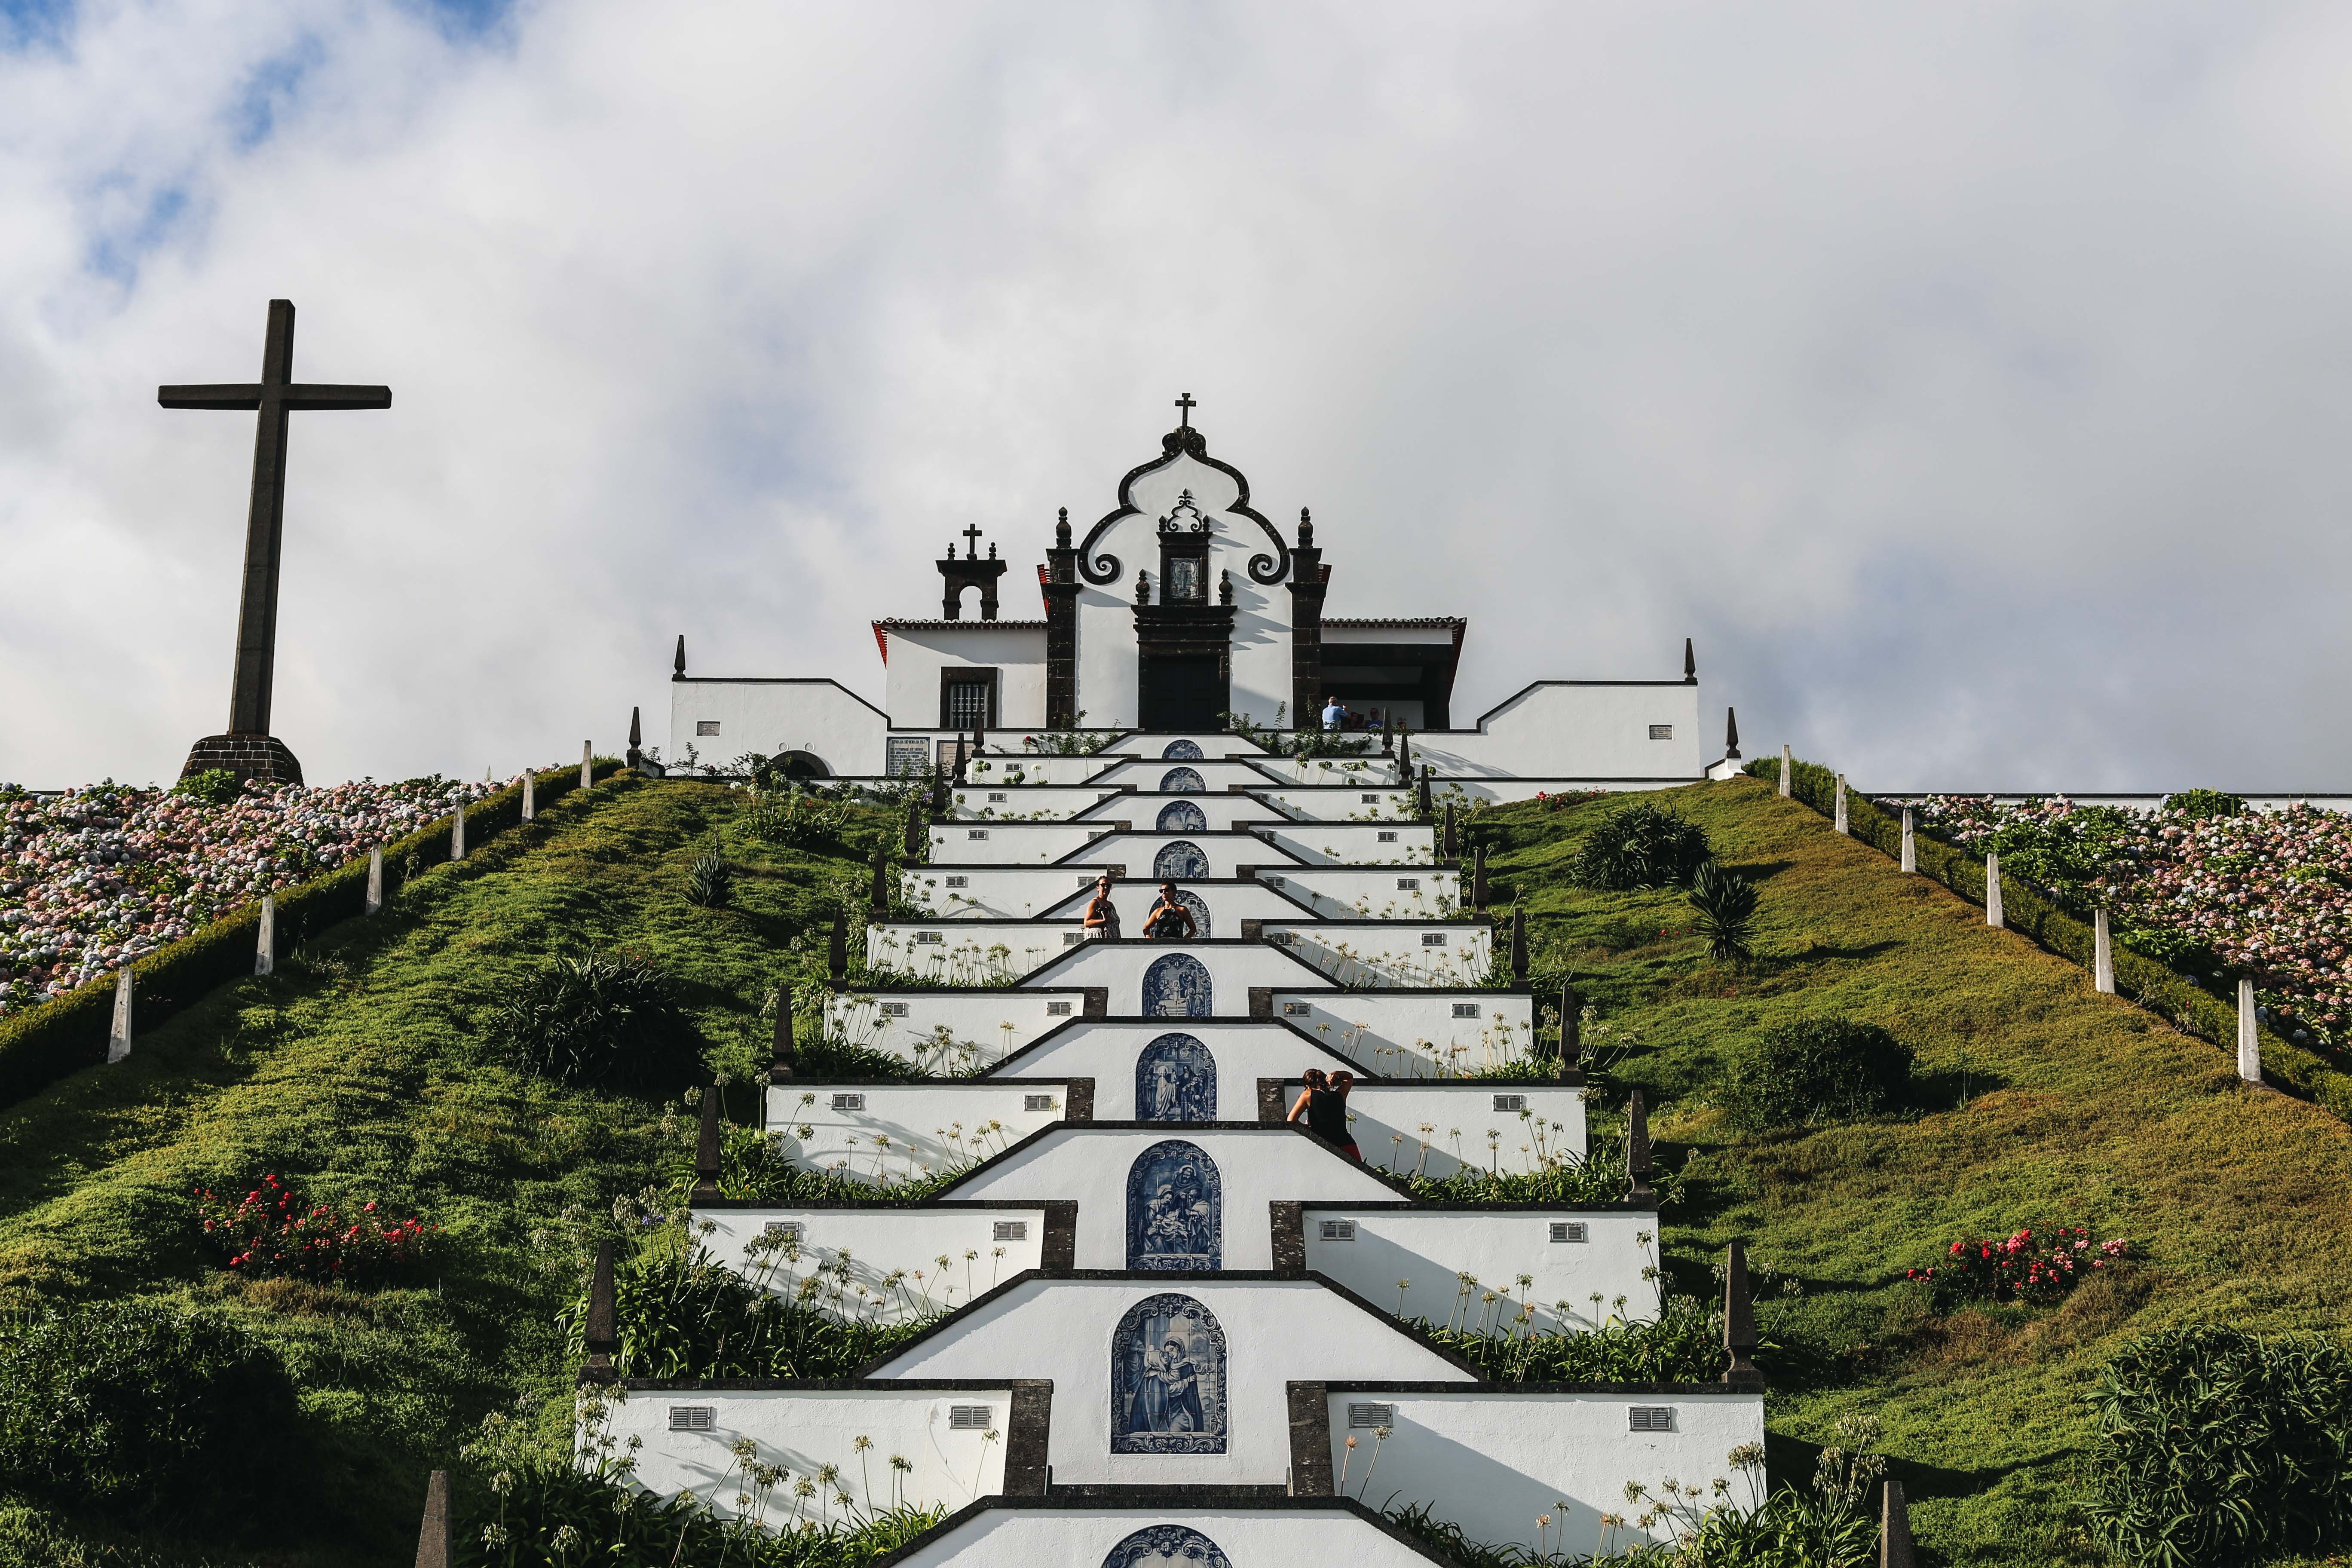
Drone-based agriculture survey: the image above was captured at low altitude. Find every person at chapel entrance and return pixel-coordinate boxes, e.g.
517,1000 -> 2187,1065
1288,1067 -> 1359,1158
1142,881 -> 1197,940
1321,694 -> 1345,730
1083,874 -> 1121,940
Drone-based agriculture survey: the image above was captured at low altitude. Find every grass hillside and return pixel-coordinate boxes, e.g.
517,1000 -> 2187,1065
1476,777 -> 2352,1567
0,776 -> 873,1567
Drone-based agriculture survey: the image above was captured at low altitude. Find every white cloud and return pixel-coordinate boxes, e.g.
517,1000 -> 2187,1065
3,0 -> 2349,789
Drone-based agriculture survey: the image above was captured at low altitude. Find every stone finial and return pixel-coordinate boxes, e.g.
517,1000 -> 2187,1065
1441,800 -> 1458,859
1135,569 -> 1150,605
828,910 -> 848,982
1724,707 -> 1740,760
930,758 -> 949,816
629,704 -> 642,749
107,969 -> 133,1064
1219,569 -> 1234,606
1986,852 -> 2004,928
1056,507 -> 1071,548
1417,764 -> 1433,821
673,634 -> 686,679
1779,744 -> 1791,798
1557,977 -> 1581,1075
1471,844 -> 1488,911
1899,806 -> 1916,873
770,995 -> 796,1083
255,894 -> 276,977
582,1240 -> 617,1375
1381,712 -> 1395,756
870,840 -> 890,916
1724,1240 -> 1759,1384
952,738 -> 968,784
1881,1479 -> 1915,1568
521,769 -> 536,822
1298,506 -> 1314,548
1683,637 -> 1696,683
694,1084 -> 723,1200
366,844 -> 385,915
413,1468 -> 451,1568
581,740 -> 593,791
1626,1090 -> 1653,1198
904,802 -> 924,859
2238,977 -> 2263,1084
1509,908 -> 1528,980
973,725 -> 986,760
1834,774 -> 1849,835
2094,907 -> 2115,994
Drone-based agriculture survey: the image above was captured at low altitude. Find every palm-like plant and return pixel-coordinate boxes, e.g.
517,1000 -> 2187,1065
1689,859 -> 1760,965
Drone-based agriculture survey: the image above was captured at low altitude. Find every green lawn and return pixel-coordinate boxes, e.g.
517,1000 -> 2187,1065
1476,777 -> 2352,1567
3,774 -> 2347,1565
0,776 -> 870,1567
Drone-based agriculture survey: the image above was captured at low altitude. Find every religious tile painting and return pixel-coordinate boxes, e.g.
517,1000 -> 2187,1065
1173,888 -> 1210,937
1126,1141 -> 1221,1270
1159,766 -> 1207,793
1109,1292 -> 1228,1454
1141,951 -> 1213,1017
1155,799 -> 1210,833
1136,1032 -> 1216,1122
1153,840 -> 1211,880
1102,1524 -> 1232,1568
1159,739 -> 1206,761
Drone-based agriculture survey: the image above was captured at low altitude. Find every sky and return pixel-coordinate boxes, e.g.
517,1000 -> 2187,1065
3,0 -> 2349,792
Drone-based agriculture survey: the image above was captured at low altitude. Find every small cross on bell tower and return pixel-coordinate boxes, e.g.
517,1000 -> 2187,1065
1174,392 -> 1196,429
939,524 -> 1008,620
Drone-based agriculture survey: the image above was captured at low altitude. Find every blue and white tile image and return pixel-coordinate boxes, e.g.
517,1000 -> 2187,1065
1153,840 -> 1210,880
1109,1292 -> 1229,1454
1136,1032 -> 1217,1121
1102,1523 -> 1232,1568
1155,799 -> 1209,833
1160,739 -> 1206,761
1142,951 -> 1213,1016
1159,766 -> 1207,793
1174,888 -> 1210,937
1126,1140 -> 1221,1269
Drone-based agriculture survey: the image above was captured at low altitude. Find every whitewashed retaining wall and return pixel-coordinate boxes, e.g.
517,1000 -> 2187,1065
881,1506 -> 1444,1568
905,866 -> 1147,919
1271,991 -> 1535,1078
962,755 -> 1129,787
1086,758 -> 1291,791
1310,1082 -> 1588,1178
1322,1388 -> 1764,1553
605,1385 -> 1010,1527
874,1278 -> 1472,1487
665,679 -> 890,778
952,787 -> 1127,821
1256,788 -> 1419,822
988,1020 -> 1357,1117
1259,867 -> 1462,919
1266,922 -> 1491,987
1302,1208 -> 1658,1332
1252,757 -> 1405,788
1035,879 -> 1309,933
869,922 -> 1084,982
824,991 -> 1087,1071
1023,939 -> 1330,1004
944,1126 -> 1398,1268
932,822 -> 1127,864
697,1205 -> 1050,1320
1075,793 -> 1283,831
763,1081 -> 1074,1178
1065,833 -> 1303,879
1255,824 -> 1438,867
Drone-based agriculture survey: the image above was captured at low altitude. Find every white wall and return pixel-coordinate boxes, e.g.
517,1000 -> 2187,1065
954,786 -> 1128,820
1063,833 -> 1306,879
827,992 -> 1091,1072
882,625 -> 1051,730
873,1277 -> 1472,1486
1321,1389 -> 1765,1554
1253,756 -> 1404,788
932,822 -> 1122,864
1418,683 -> 1703,781
1302,1209 -> 1658,1333
697,1205 -> 1051,1320
604,1385 -> 1010,1527
1257,867 -> 1464,920
762,1081 -> 1074,1179
1086,758 -> 1289,791
1024,938 -> 1331,1006
1255,823 -> 1438,867
1075,793 -> 1280,832
1257,788 -> 1420,823
962,753 -> 1127,786
1035,879 -> 1311,934
905,865 -> 1142,919
869,922 -> 1084,983
882,1506 -> 1443,1568
986,1020 -> 1358,1118
667,679 -> 889,776
1308,1082 -> 1589,1179
1266,922 -> 1491,988
945,1126 -> 1399,1268
1270,991 -> 1535,1078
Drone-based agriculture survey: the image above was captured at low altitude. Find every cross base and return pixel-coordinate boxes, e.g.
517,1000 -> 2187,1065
181,733 -> 305,789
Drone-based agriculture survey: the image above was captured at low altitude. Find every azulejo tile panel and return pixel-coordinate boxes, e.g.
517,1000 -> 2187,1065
1110,1292 -> 1228,1454
1126,1139 -> 1221,1269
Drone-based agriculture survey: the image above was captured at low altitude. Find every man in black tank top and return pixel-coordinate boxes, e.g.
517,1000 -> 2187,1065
1287,1068 -> 1359,1159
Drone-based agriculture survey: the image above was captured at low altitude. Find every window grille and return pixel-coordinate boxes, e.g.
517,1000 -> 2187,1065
880,1002 -> 910,1017
1629,1407 -> 1674,1431
1493,1093 -> 1526,1112
1360,794 -> 1379,803
669,1406 -> 716,1432
1045,1000 -> 1073,1016
1348,1403 -> 1394,1428
988,792 -> 1007,802
1318,1219 -> 1357,1241
1451,1003 -> 1481,1018
948,1406 -> 993,1430
1550,1222 -> 1589,1244
1396,878 -> 1419,890
1648,725 -> 1673,740
1422,933 -> 1446,946
695,720 -> 720,736
968,829 -> 989,840
944,680 -> 991,730
1023,1094 -> 1056,1112
831,1093 -> 867,1111
1377,830 -> 1398,842
994,1220 -> 1028,1241
945,876 -> 968,888
765,1221 -> 802,1243
1284,1002 -> 1313,1016
916,931 -> 944,944
1065,932 -> 1085,945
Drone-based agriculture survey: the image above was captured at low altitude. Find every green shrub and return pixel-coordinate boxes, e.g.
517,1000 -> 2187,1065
2086,1326 -> 2352,1566
0,1300 -> 302,1530
1417,1293 -> 1730,1383
1569,802 -> 1712,891
2162,788 -> 2247,820
1718,1018 -> 1911,1133
1688,860 -> 1760,964
496,948 -> 702,1093
683,839 -> 732,907
168,769 -> 240,806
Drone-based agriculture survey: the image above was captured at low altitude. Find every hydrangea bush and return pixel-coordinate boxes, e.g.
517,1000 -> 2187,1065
1895,793 -> 2352,1050
0,774 -> 511,1018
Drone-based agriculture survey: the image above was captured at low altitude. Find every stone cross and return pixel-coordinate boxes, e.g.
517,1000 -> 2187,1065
159,299 -> 390,783
1899,805 -> 1916,873
1834,774 -> 1849,834
1985,852 -> 2003,928
2094,908 -> 2115,994
107,969 -> 133,1063
366,844 -> 385,915
256,893 -> 276,975
1174,392 -> 1196,427
2237,977 -> 2263,1084
1778,744 -> 1791,797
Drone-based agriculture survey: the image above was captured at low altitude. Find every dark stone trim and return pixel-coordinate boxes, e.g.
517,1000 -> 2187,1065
1133,602 -> 1237,730
1322,1378 -> 1769,1396
938,666 -> 1001,729
1077,425 -> 1292,587
689,1198 -> 1060,1212
618,1376 -> 1031,1392
1292,1197 -> 1661,1214
1270,1202 -> 1306,1277
1082,986 -> 1108,1020
1003,1381 -> 1054,1494
1258,1078 -> 1288,1124
1286,1381 -> 1335,1495
1240,919 -> 1263,941
1289,521 -> 1329,727
859,1494 -> 1463,1568
1063,1078 -> 1094,1121
181,732 -> 303,787
1043,1484 -> 1292,1504
1248,986 -> 1273,1021
1040,1202 -> 1078,1272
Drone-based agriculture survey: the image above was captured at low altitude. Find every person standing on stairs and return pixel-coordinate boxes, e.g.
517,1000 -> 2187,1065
1143,882 -> 1196,940
1288,1068 -> 1359,1159
1084,874 -> 1121,940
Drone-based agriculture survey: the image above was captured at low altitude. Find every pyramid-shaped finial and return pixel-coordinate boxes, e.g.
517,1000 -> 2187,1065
694,1083 -> 723,1200
673,634 -> 686,678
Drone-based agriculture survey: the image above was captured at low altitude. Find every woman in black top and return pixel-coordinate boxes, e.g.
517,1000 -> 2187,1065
1287,1068 -> 1358,1159
1083,875 -> 1121,940
1143,882 -> 1196,940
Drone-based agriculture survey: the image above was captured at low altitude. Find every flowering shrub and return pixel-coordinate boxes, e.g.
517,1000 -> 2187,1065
1905,1226 -> 2128,1306
195,1173 -> 436,1286
0,773 -> 515,1018
1894,793 -> 2352,1050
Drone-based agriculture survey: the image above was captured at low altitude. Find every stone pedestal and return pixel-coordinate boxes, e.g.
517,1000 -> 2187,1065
181,733 -> 303,787
1985,853 -> 2003,928
1899,806 -> 1917,873
2094,908 -> 2115,994
2238,977 -> 2263,1084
